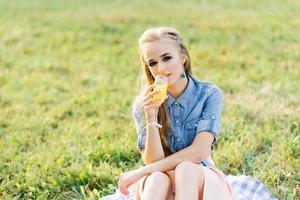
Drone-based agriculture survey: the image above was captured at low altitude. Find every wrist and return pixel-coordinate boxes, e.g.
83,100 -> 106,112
139,165 -> 150,175
146,121 -> 162,128
146,115 -> 157,123
145,108 -> 158,122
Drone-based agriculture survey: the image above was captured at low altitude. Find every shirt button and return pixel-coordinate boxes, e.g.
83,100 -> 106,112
212,116 -> 216,120
176,120 -> 179,123
174,102 -> 179,106
177,138 -> 180,142
195,124 -> 198,127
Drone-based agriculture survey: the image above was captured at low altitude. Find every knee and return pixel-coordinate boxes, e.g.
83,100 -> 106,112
147,171 -> 171,186
175,161 -> 195,175
175,161 -> 204,181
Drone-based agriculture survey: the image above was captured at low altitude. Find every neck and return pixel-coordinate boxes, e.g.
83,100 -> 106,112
167,76 -> 188,99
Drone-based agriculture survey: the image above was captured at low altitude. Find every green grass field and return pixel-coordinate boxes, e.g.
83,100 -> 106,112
0,0 -> 299,199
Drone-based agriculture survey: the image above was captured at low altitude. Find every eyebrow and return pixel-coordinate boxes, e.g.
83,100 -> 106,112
147,53 -> 171,63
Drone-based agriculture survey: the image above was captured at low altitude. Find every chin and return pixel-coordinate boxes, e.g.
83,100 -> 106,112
167,75 -> 179,87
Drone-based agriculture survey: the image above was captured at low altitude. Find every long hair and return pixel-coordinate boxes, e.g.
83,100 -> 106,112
137,27 -> 192,156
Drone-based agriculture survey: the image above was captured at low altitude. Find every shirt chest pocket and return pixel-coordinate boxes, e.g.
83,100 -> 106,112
183,117 -> 201,147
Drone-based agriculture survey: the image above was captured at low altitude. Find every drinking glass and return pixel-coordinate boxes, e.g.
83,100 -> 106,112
153,74 -> 168,105
150,75 -> 168,128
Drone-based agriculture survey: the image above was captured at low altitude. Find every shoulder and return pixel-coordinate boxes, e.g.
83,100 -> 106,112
190,75 -> 223,99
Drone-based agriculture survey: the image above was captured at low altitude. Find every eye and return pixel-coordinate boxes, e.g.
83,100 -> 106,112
149,62 -> 157,67
163,56 -> 172,61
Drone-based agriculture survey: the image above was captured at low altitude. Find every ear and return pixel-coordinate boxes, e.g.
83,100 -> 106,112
182,56 -> 187,65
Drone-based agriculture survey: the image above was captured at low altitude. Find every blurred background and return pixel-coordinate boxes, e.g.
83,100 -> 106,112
0,0 -> 299,199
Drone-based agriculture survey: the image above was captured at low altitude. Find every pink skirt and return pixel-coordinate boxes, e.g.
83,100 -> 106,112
135,166 -> 235,200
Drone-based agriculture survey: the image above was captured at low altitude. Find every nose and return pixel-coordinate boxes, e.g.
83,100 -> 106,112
157,62 -> 167,74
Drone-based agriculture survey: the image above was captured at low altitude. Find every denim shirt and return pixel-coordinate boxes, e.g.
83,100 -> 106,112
132,74 -> 223,167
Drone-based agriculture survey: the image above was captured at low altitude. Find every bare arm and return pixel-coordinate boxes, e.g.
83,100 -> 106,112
133,86 -> 166,164
140,132 -> 214,174
141,123 -> 165,164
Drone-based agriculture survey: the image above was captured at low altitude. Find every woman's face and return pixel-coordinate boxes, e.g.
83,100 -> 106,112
142,39 -> 186,87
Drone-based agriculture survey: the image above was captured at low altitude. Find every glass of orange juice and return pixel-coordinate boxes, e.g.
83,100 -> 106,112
153,74 -> 168,105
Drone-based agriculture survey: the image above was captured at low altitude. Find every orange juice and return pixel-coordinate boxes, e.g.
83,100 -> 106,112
153,84 -> 167,104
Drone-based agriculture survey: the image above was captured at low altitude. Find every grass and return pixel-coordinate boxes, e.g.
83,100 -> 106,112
0,0 -> 299,199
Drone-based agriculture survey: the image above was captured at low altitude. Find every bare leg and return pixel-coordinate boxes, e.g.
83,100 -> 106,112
174,161 -> 205,200
139,171 -> 172,200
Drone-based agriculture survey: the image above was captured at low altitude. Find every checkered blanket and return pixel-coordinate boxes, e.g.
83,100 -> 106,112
226,175 -> 278,200
100,175 -> 278,200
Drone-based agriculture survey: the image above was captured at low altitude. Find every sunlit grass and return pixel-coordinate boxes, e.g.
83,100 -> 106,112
0,0 -> 299,199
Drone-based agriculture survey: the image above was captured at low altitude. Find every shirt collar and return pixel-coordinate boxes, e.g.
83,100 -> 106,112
167,74 -> 195,109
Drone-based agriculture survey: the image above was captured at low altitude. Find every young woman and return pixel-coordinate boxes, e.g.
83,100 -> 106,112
115,27 -> 277,200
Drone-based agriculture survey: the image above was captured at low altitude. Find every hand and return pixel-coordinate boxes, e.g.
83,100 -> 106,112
142,84 -> 167,121
118,168 -> 145,195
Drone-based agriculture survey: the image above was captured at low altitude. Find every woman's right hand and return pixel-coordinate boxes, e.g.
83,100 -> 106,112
142,84 -> 165,122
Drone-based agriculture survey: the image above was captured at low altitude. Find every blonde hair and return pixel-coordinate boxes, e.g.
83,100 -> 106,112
137,27 -> 192,156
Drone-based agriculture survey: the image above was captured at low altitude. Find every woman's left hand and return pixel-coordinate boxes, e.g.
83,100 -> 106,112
118,168 -> 145,195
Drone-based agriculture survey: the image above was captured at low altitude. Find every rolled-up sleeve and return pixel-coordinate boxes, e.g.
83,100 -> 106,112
132,97 -> 146,152
196,87 -> 223,145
